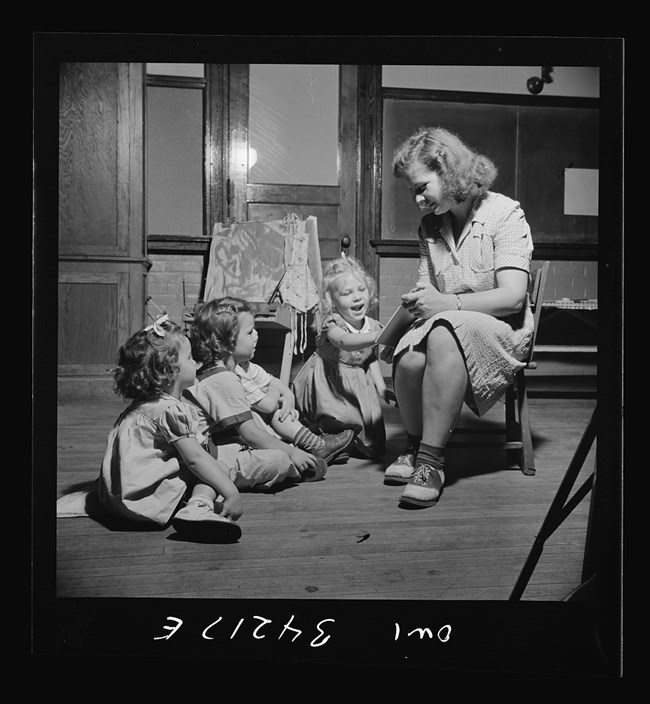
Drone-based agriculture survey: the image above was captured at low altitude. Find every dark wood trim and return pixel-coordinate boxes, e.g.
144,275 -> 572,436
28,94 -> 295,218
531,243 -> 598,261
147,235 -> 210,255
382,86 -> 599,110
119,63 -> 142,257
370,239 -> 598,261
148,234 -> 599,263
339,65 -> 359,249
369,239 -> 420,258
204,65 -> 227,236
246,183 -> 340,205
227,64 -> 249,223
357,65 -> 383,317
60,254 -> 153,268
126,63 -> 145,259
146,75 -> 206,90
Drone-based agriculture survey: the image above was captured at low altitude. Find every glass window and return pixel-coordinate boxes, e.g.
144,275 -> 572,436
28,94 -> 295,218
249,64 -> 338,185
146,63 -> 205,78
146,85 -> 203,236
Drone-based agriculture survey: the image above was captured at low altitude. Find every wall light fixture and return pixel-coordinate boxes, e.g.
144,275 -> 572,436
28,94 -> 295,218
526,66 -> 554,95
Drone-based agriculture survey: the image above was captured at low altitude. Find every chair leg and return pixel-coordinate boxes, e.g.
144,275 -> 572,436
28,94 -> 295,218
516,372 -> 535,476
505,383 -> 519,468
505,383 -> 517,441
279,329 -> 294,387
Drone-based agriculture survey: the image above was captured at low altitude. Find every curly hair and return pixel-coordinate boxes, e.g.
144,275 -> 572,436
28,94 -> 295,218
112,319 -> 186,401
320,255 -> 378,317
189,297 -> 251,367
392,126 -> 498,203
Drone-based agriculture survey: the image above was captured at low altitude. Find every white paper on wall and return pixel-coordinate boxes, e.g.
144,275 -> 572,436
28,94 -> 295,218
564,168 -> 599,216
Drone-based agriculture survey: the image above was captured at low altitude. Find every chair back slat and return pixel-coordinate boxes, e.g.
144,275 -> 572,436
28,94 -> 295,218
527,260 -> 550,365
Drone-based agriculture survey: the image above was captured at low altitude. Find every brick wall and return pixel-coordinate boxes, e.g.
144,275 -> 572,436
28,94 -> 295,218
146,254 -> 205,326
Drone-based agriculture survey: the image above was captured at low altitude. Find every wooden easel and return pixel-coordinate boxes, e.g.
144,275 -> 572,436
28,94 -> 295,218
509,406 -> 598,600
249,301 -> 295,387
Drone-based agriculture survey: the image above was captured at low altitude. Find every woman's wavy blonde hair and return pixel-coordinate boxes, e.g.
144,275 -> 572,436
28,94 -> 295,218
392,126 -> 498,203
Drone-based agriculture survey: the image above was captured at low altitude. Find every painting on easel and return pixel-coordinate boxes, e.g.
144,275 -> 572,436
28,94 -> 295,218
203,219 -> 287,303
202,214 -> 323,358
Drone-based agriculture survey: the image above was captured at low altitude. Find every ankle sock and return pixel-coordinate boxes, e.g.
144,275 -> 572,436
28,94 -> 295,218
406,433 -> 422,455
188,494 -> 214,507
416,442 -> 445,471
294,425 -> 323,452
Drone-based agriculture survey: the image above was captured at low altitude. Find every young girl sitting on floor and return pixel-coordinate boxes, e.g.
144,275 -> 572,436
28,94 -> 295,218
183,298 -> 334,486
232,314 -> 354,465
96,314 -> 243,542
291,255 -> 392,459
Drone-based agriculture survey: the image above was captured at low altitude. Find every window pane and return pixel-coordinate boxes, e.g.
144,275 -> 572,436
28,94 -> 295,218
146,63 -> 205,78
146,86 -> 203,236
249,64 -> 338,185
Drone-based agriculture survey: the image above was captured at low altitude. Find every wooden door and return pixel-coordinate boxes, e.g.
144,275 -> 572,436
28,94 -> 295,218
219,65 -> 359,263
58,62 -> 148,398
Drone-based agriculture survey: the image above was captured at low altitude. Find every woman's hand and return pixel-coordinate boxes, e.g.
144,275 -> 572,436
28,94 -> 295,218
401,282 -> 450,319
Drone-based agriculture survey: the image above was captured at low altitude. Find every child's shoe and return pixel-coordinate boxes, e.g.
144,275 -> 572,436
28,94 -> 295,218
171,499 -> 242,542
299,457 -> 328,482
383,449 -> 416,485
398,464 -> 445,507
310,428 -> 355,464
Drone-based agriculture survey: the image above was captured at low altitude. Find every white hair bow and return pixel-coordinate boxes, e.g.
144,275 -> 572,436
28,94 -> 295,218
144,313 -> 169,338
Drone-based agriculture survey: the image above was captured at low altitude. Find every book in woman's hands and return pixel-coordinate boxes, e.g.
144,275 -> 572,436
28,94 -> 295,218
377,304 -> 415,348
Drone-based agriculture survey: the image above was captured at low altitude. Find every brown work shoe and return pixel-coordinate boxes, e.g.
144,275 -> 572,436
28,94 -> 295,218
310,428 -> 355,464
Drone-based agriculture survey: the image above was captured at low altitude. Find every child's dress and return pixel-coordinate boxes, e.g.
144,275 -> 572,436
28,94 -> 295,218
97,393 -> 211,526
291,313 -> 386,458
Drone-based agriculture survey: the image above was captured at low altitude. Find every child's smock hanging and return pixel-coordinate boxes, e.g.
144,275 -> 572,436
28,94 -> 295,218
279,213 -> 322,354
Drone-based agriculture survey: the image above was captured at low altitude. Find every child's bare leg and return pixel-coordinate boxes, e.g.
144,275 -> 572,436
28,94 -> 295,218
269,410 -> 304,440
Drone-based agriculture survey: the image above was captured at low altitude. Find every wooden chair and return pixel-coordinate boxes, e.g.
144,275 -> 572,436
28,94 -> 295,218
447,260 -> 550,476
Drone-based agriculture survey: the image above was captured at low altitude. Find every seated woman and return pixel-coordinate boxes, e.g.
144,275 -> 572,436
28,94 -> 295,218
384,126 -> 534,509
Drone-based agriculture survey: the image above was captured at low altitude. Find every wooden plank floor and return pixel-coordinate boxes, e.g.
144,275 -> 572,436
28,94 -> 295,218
55,393 -> 599,602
